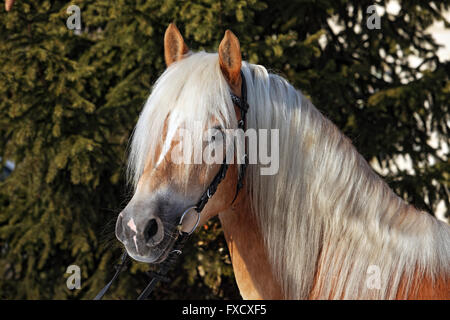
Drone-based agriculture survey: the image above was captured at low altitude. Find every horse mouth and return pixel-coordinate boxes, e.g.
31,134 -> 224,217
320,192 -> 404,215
149,229 -> 180,264
123,226 -> 180,264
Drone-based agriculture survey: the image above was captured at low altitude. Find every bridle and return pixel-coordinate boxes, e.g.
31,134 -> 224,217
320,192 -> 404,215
94,72 -> 249,300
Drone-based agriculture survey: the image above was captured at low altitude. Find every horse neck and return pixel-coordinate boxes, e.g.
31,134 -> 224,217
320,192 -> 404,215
243,86 -> 448,299
218,191 -> 284,299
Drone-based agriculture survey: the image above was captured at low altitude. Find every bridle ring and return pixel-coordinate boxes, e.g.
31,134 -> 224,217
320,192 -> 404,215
178,206 -> 201,235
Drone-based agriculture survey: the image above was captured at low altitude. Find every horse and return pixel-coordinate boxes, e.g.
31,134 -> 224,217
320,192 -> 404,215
115,23 -> 450,299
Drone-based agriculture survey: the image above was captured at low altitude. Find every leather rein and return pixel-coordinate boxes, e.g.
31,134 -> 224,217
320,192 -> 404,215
94,72 -> 249,300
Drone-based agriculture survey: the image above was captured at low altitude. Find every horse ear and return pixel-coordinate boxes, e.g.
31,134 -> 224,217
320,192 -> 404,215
218,30 -> 242,88
5,0 -> 15,11
164,23 -> 189,67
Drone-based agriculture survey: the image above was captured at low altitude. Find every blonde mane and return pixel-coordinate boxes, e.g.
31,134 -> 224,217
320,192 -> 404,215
127,51 -> 450,299
243,61 -> 449,299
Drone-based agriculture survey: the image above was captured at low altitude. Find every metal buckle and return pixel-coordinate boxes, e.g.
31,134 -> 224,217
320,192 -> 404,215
178,206 -> 200,235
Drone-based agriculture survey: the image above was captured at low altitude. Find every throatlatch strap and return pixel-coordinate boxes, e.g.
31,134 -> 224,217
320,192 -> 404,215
230,71 -> 249,204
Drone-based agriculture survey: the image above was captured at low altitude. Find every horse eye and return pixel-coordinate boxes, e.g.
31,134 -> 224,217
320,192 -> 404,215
210,132 -> 221,143
208,126 -> 223,143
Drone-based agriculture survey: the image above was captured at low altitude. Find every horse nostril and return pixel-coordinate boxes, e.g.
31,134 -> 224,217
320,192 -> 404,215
144,218 -> 158,242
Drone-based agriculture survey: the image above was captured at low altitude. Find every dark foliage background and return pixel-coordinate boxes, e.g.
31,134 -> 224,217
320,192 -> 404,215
0,0 -> 448,299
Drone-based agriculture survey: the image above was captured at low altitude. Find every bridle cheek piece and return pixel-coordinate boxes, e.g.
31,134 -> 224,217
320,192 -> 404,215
94,72 -> 249,300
